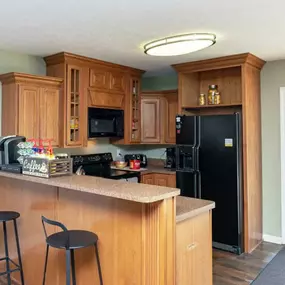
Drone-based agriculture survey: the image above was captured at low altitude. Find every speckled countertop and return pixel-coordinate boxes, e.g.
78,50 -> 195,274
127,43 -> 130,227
176,196 -> 215,223
111,165 -> 176,175
0,171 -> 180,203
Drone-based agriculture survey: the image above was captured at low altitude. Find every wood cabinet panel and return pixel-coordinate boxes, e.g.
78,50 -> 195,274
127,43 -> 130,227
40,88 -> 60,147
18,85 -> 40,140
141,174 -> 155,185
88,89 -> 124,109
154,174 -> 169,187
165,94 -> 178,144
176,212 -> 212,285
89,67 -> 110,90
141,98 -> 160,143
141,173 -> 176,188
109,71 -> 126,93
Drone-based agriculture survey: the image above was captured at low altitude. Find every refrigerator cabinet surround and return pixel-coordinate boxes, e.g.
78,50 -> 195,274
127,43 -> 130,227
175,113 -> 243,254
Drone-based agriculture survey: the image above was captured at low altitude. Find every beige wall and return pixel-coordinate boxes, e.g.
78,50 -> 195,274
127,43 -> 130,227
261,60 -> 285,237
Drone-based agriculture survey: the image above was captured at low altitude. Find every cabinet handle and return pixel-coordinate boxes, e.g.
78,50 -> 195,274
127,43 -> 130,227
187,243 -> 197,251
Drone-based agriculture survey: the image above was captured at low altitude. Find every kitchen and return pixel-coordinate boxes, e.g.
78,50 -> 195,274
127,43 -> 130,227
0,49 -> 263,285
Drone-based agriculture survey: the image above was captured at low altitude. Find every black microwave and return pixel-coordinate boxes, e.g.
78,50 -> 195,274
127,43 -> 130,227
88,107 -> 124,138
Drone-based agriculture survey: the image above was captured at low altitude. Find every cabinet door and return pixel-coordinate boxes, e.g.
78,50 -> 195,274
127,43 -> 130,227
89,67 -> 110,90
168,174 -> 177,188
176,212 -> 213,285
109,71 -> 126,93
18,85 -> 40,140
66,65 -> 85,146
165,94 -> 178,144
154,174 -> 169,187
141,98 -> 160,143
39,87 -> 60,147
88,89 -> 124,109
141,174 -> 155,185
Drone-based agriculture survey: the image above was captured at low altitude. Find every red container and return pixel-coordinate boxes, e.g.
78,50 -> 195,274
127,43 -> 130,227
130,159 -> 141,170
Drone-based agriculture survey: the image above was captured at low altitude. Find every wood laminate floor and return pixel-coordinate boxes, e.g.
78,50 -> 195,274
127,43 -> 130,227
214,242 -> 284,285
0,242 -> 283,285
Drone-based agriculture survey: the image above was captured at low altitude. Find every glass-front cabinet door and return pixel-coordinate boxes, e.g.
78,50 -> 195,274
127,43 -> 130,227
130,77 -> 141,143
66,64 -> 84,146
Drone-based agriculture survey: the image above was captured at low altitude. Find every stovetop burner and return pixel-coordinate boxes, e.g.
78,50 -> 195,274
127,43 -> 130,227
71,153 -> 140,180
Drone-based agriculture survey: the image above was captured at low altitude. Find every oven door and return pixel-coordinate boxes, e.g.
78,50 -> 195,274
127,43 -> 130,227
88,108 -> 124,138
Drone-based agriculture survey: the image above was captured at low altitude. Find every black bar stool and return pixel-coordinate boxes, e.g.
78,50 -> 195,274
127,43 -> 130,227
0,211 -> 24,285
41,216 -> 103,285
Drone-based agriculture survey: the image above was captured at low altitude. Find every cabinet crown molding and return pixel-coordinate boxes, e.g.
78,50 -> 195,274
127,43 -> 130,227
44,52 -> 145,75
172,52 -> 266,73
0,72 -> 63,86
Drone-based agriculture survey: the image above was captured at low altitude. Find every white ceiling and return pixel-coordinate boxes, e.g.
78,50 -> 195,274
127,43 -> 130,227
0,0 -> 284,75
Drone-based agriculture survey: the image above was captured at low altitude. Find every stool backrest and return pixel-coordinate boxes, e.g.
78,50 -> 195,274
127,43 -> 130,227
41,216 -> 68,238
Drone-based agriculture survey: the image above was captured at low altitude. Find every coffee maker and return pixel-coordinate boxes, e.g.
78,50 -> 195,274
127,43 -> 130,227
0,135 -> 26,170
165,147 -> 176,169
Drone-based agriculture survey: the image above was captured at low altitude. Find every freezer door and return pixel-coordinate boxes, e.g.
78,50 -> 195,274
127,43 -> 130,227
199,114 -> 243,253
176,115 -> 198,145
176,170 -> 198,198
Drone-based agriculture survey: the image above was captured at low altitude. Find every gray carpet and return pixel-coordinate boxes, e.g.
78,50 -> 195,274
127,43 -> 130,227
252,248 -> 285,284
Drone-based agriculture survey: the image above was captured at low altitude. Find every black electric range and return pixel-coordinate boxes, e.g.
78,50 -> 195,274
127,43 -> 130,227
71,153 -> 140,181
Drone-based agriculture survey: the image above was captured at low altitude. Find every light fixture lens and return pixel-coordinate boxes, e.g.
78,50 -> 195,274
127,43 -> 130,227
144,33 -> 216,56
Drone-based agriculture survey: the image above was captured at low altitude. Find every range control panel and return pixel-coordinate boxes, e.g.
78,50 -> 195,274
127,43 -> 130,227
71,153 -> 113,166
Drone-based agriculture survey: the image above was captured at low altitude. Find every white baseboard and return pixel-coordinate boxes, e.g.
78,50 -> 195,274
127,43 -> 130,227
263,234 -> 283,244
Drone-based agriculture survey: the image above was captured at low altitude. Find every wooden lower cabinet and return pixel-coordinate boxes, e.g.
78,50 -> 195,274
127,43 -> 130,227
141,173 -> 176,188
176,212 -> 213,285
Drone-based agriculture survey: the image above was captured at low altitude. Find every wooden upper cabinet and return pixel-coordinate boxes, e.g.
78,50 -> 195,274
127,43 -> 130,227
88,89 -> 124,109
89,67 -> 110,90
66,64 -> 85,147
39,87 -> 60,147
141,98 -> 160,143
165,93 -> 178,144
141,90 -> 178,144
18,85 -> 41,140
0,73 -> 63,145
109,71 -> 126,93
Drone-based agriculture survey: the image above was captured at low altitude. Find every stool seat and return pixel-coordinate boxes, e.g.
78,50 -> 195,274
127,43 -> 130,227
46,230 -> 98,250
0,211 -> 20,222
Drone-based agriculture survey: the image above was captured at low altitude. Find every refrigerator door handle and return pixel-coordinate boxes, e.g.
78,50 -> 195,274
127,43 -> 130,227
197,171 -> 201,198
195,147 -> 200,171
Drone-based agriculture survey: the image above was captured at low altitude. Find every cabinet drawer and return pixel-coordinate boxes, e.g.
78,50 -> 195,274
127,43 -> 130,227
89,68 -> 110,90
88,89 -> 124,109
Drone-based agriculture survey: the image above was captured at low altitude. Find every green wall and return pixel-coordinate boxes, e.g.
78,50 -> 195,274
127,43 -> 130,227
142,74 -> 178,90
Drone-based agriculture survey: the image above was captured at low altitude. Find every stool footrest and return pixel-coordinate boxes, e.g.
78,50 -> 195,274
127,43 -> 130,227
0,256 -> 21,276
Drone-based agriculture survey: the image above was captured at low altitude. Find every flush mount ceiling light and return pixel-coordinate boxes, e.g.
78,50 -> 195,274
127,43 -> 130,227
144,33 -> 216,56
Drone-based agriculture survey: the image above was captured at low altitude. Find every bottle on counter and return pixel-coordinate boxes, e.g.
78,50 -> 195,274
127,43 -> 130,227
208,85 -> 218,105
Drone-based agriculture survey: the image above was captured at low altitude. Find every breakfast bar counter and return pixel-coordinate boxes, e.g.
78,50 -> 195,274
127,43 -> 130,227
0,171 -> 214,285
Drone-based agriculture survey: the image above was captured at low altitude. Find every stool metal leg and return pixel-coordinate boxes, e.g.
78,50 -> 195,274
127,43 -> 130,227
94,243 -> 103,285
71,249 -> 76,285
3,221 -> 11,285
13,219 -> 25,285
66,249 -> 71,285
42,245 -> 49,285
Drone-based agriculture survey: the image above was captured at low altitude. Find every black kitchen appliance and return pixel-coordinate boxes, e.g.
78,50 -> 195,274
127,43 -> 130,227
124,154 -> 148,168
71,153 -> 140,182
176,114 -> 243,254
165,147 -> 176,169
88,108 -> 124,138
0,136 -> 26,171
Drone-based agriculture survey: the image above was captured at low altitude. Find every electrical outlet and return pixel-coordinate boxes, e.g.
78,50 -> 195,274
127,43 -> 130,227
116,149 -> 121,157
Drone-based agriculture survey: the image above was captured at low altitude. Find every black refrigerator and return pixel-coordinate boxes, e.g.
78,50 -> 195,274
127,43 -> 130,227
176,113 -> 243,254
